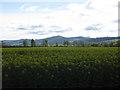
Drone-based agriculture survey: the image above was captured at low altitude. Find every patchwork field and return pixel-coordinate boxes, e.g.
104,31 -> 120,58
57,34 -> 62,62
2,47 -> 120,88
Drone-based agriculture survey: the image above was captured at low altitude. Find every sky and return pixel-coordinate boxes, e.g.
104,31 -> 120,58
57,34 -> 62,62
0,0 -> 119,40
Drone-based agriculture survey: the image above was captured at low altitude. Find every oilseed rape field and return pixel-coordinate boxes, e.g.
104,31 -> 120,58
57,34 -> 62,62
2,47 -> 120,88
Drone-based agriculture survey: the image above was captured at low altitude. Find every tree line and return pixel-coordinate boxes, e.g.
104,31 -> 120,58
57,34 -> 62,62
23,39 -> 120,47
23,39 -> 49,47
1,39 -> 120,47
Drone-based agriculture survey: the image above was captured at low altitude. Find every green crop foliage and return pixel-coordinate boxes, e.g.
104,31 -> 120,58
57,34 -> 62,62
2,47 -> 120,88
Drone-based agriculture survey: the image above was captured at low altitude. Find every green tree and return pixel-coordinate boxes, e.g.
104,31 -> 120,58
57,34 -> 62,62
72,40 -> 78,47
78,41 -> 84,47
91,43 -> 99,47
109,42 -> 114,47
42,39 -> 48,47
116,40 -> 120,47
102,42 -> 109,47
31,39 -> 36,47
23,40 -> 28,47
63,40 -> 70,47
1,41 -> 7,47
55,42 -> 59,47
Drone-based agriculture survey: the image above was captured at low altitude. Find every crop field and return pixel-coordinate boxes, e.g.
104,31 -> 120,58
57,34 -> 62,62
2,47 -> 120,88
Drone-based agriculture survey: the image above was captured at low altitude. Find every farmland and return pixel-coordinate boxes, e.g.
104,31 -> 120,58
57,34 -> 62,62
2,47 -> 120,88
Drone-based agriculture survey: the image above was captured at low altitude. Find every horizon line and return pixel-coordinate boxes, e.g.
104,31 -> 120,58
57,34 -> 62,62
0,35 -> 119,41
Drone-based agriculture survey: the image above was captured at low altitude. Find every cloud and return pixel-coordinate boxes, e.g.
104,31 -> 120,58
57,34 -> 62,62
86,26 -> 98,31
29,31 -> 48,35
17,27 -> 27,30
85,2 -> 94,10
31,25 -> 43,29
85,24 -> 103,31
0,0 -> 119,40
49,27 -> 72,33
20,3 -> 54,12
20,3 -> 39,12
20,3 -> 29,11
17,25 -> 44,30
50,26 -> 62,28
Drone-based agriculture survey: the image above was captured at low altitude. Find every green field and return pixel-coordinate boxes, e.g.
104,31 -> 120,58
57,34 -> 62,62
2,47 -> 120,88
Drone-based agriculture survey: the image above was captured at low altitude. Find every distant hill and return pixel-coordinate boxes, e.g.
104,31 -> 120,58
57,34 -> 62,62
1,36 -> 120,46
